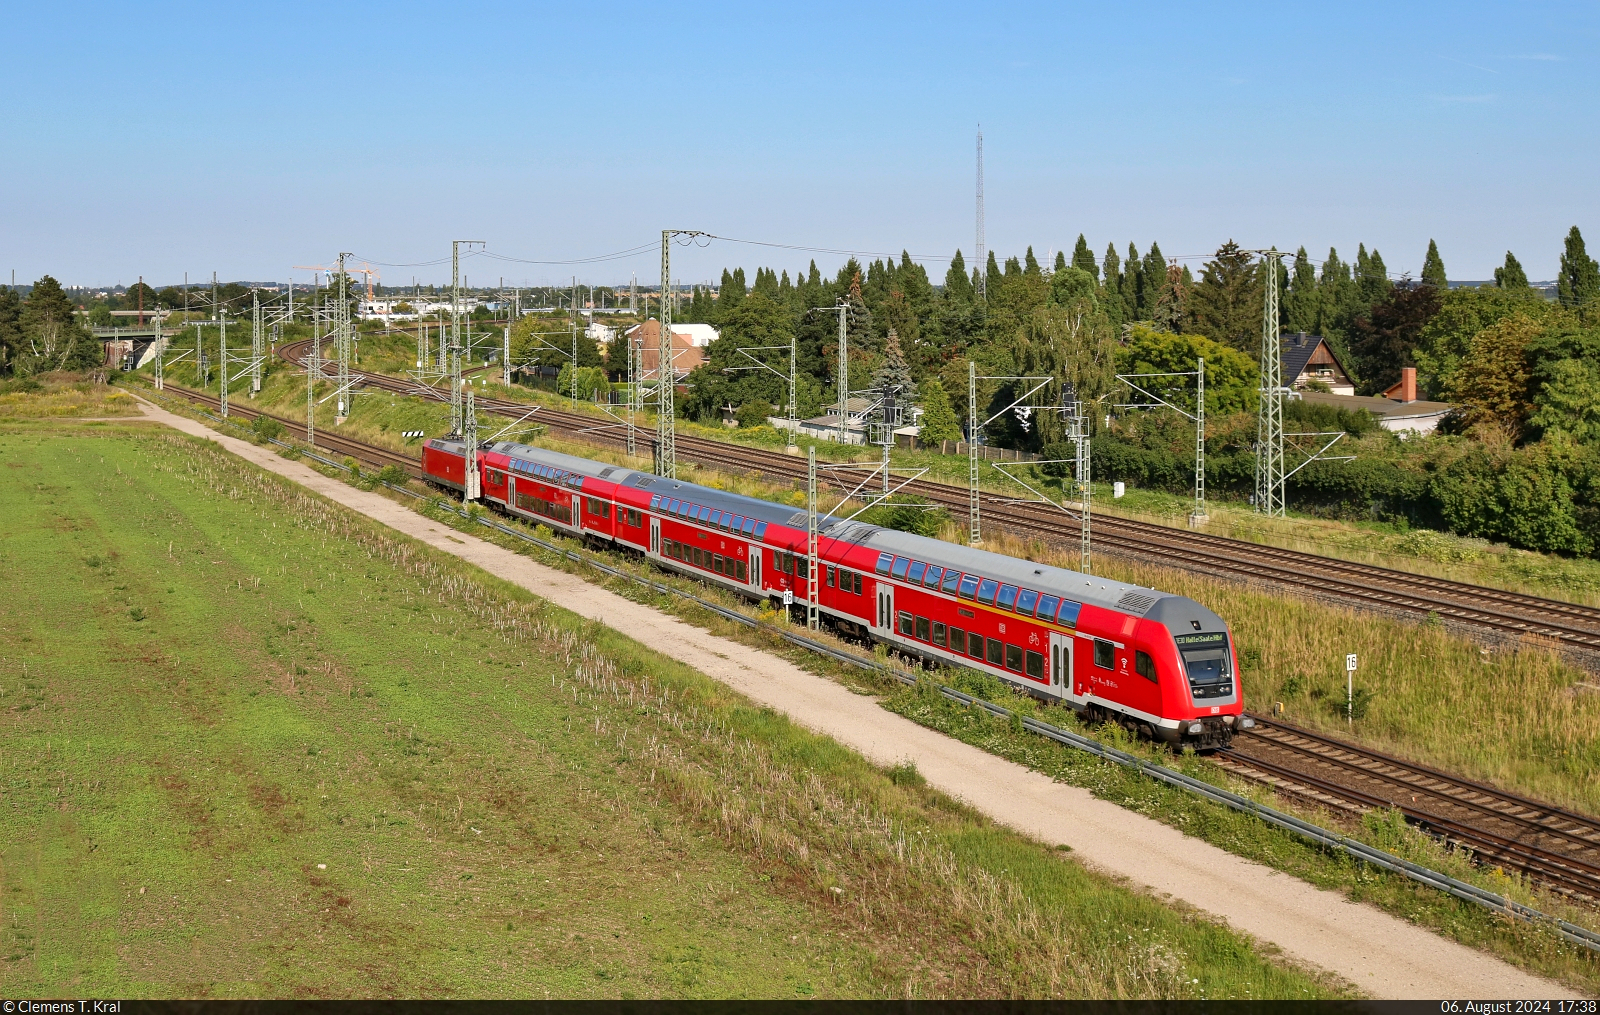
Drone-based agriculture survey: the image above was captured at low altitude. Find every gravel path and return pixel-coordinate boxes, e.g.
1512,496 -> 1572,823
118,397 -> 1574,999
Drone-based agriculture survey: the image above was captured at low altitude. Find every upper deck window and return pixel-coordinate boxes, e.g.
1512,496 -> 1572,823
1056,600 -> 1081,629
977,579 -> 999,605
957,574 -> 979,599
742,517 -> 757,536
996,585 -> 1018,610
923,565 -> 943,588
906,561 -> 926,584
943,570 -> 962,594
875,553 -> 894,576
891,557 -> 911,579
1037,595 -> 1060,621
753,522 -> 767,539
1015,589 -> 1038,616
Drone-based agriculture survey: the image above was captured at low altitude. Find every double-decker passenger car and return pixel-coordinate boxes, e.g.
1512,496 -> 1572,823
421,436 -> 1251,748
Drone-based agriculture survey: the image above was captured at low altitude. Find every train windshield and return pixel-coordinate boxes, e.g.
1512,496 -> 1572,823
1174,632 -> 1234,700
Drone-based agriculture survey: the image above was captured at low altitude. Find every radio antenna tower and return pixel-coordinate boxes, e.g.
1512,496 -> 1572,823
975,127 -> 986,302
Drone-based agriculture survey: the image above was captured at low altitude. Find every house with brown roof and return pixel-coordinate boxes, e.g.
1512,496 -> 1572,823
1281,332 -> 1356,395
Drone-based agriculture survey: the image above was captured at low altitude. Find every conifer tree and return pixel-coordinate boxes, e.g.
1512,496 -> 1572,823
1054,250 -> 1067,273
1185,241 -> 1262,355
917,378 -> 960,443
1140,242 -> 1167,320
1101,243 -> 1123,329
1494,251 -> 1530,290
1024,246 -> 1041,276
1558,226 -> 1600,318
0,285 -> 21,377
1072,234 -> 1097,279
1284,247 -> 1318,335
871,327 -> 917,399
1121,242 -> 1141,321
1422,239 -> 1447,290
1359,247 -> 1391,306
944,250 -> 972,301
985,252 -> 1002,299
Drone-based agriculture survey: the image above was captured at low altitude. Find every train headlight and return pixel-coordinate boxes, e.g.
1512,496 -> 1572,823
1187,722 -> 1204,735
1240,717 -> 1256,730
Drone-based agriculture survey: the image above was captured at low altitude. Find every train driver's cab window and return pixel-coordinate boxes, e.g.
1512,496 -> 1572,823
891,557 -> 911,579
1135,650 -> 1157,681
957,574 -> 979,599
977,579 -> 999,605
1094,639 -> 1115,669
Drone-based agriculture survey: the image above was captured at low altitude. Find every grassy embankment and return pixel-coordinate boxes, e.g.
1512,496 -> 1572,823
1,374 -> 143,420
0,419 -> 1339,999
192,323 -> 1600,606
120,382 -> 1600,992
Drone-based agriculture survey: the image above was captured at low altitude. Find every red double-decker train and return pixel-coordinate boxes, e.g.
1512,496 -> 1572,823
422,436 -> 1250,748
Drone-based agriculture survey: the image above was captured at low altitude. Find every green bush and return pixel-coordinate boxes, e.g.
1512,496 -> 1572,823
250,414 -> 284,443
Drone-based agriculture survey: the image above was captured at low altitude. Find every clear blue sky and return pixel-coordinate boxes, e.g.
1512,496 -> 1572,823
4,1 -> 1596,290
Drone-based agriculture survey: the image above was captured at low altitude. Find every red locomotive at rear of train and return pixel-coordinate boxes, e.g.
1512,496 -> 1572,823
421,437 -> 1252,748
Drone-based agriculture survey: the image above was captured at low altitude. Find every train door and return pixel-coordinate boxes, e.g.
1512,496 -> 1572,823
749,544 -> 761,587
1050,631 -> 1080,704
650,517 -> 660,556
875,584 -> 894,634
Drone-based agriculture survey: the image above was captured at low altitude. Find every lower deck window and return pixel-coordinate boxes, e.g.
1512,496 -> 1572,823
897,611 -> 914,636
931,622 -> 946,647
1005,643 -> 1023,672
1025,650 -> 1044,680
967,632 -> 983,659
515,491 -> 572,524
914,616 -> 930,641
986,638 -> 1004,666
950,627 -> 965,653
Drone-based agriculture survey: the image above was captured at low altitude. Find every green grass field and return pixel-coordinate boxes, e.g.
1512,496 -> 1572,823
0,420 -> 1340,999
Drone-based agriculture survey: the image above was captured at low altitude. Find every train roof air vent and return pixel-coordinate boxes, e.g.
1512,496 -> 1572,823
1117,591 -> 1158,615
787,511 -> 808,526
597,467 -> 616,479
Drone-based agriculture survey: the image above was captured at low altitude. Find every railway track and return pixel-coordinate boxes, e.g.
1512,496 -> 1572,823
1220,719 -> 1600,903
142,372 -> 1600,904
277,338 -> 1600,655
